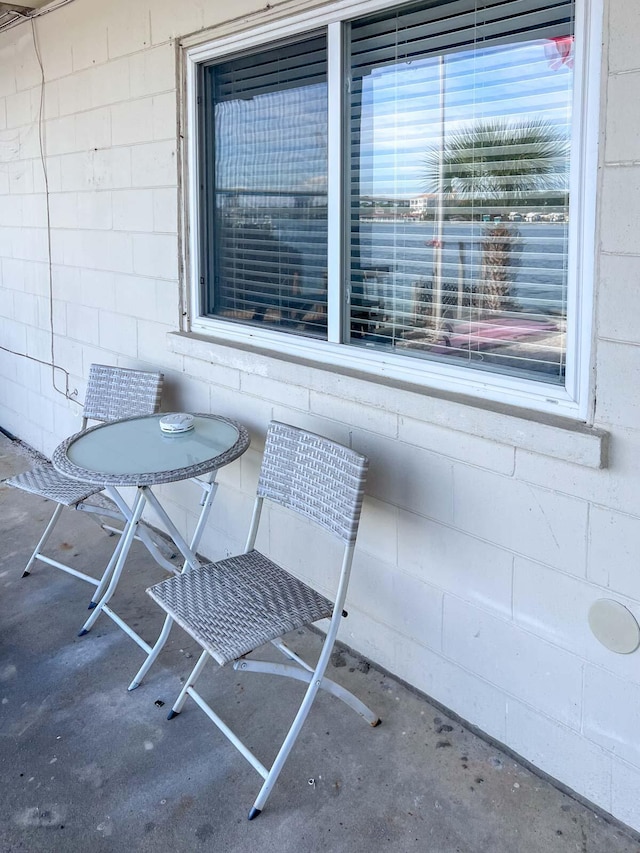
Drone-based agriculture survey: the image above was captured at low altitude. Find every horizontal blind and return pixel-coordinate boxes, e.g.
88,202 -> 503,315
348,0 -> 574,384
202,35 -> 329,339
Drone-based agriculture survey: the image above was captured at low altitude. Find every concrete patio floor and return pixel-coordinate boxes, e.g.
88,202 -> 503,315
1,431 -> 639,853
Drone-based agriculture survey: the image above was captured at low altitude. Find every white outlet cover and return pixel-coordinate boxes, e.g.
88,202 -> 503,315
588,599 -> 640,655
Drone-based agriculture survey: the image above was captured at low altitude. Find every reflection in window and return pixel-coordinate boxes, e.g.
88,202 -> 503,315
349,0 -> 574,383
201,36 -> 328,338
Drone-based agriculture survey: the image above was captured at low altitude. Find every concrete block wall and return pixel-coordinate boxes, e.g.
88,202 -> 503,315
1,0 -> 640,833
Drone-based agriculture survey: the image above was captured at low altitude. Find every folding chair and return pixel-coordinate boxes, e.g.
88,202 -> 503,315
6,364 -> 166,594
145,421 -> 380,819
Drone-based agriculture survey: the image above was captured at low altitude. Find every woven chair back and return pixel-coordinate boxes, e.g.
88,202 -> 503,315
256,421 -> 368,546
83,364 -> 164,423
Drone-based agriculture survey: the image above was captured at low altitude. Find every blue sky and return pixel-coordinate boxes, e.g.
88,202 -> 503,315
357,38 -> 573,197
213,36 -> 573,200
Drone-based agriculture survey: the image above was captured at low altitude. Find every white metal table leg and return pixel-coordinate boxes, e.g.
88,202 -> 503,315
97,486 -> 178,578
78,489 -> 147,636
88,487 -> 140,607
188,475 -> 218,558
143,488 -> 203,571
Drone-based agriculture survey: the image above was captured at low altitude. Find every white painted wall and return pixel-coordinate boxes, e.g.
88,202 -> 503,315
1,0 -> 640,831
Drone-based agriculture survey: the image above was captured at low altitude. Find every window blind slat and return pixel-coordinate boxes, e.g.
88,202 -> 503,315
350,0 -> 567,43
350,0 -> 571,71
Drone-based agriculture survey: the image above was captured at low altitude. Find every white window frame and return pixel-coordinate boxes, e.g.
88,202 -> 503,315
184,0 -> 602,419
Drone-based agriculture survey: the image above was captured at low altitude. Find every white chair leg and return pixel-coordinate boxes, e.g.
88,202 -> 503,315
249,596 -> 358,818
127,613 -> 174,691
248,671 -> 325,819
127,479 -> 218,691
234,659 -> 380,726
167,650 -> 210,719
22,503 -> 64,577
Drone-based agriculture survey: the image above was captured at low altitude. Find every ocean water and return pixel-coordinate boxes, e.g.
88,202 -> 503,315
273,217 -> 569,317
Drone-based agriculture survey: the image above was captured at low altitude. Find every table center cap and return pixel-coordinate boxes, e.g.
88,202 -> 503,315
159,413 -> 195,434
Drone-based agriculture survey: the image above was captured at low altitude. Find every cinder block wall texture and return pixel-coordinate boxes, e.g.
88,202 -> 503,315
1,0 -> 640,832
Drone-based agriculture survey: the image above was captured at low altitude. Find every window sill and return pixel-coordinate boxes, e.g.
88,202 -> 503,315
168,330 -> 608,470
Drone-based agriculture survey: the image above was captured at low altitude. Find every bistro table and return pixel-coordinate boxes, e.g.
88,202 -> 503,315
52,412 -> 250,686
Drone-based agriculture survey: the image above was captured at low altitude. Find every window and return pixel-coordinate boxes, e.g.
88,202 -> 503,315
188,0 -> 599,416
200,36 -> 329,337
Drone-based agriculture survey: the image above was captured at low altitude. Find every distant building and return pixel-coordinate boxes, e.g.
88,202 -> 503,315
409,193 -> 439,216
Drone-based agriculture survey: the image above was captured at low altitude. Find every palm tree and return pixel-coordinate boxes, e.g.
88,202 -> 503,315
423,117 -> 569,204
423,117 -> 568,317
478,221 -> 521,312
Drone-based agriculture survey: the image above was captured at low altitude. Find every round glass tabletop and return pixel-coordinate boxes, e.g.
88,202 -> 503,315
52,414 -> 250,486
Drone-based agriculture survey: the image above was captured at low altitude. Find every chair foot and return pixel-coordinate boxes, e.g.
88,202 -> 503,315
78,629 -> 89,637
88,601 -> 98,609
248,807 -> 262,821
167,709 -> 180,720
21,570 -> 30,578
127,681 -> 140,692
371,717 -> 382,727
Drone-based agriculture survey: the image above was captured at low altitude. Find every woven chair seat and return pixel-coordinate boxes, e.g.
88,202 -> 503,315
147,549 -> 334,666
7,463 -> 103,506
